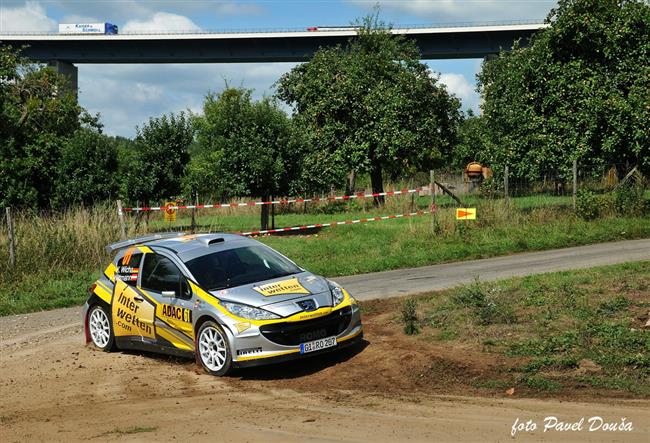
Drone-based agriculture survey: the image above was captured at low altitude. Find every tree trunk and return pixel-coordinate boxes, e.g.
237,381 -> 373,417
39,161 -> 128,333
370,163 -> 384,206
346,170 -> 357,196
260,195 -> 270,231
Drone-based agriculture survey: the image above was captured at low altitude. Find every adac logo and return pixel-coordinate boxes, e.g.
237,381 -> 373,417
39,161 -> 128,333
297,299 -> 317,312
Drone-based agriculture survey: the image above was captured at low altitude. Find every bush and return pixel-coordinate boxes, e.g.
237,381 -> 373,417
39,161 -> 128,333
401,299 -> 420,335
479,177 -> 503,199
575,189 -> 600,220
452,281 -> 516,325
613,183 -> 646,217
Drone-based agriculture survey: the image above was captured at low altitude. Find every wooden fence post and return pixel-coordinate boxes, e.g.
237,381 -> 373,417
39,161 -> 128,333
191,192 -> 198,234
116,200 -> 126,240
430,170 -> 436,233
572,158 -> 578,210
6,207 -> 16,268
504,165 -> 509,203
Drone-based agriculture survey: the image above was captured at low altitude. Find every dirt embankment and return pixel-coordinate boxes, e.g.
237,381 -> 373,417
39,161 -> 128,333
1,303 -> 648,442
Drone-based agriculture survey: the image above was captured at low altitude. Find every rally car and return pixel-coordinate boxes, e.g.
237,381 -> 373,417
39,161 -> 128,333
84,232 -> 363,375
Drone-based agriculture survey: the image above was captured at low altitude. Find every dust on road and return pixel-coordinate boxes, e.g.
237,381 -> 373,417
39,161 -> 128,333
1,302 -> 648,442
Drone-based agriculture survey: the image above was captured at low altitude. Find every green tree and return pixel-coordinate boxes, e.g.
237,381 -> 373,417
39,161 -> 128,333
192,88 -> 295,230
276,13 -> 462,201
478,0 -> 650,181
451,110 -> 487,170
122,113 -> 193,206
1,45 -> 83,208
52,126 -> 120,208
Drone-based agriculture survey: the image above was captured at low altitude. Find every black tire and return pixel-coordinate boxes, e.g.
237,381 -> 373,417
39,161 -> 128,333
196,321 -> 233,376
87,304 -> 116,352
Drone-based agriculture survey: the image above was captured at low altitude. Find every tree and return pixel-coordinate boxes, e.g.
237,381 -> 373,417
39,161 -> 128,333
122,113 -> 193,206
192,88 -> 295,230
451,110 -> 487,170
478,0 -> 650,181
276,13 -> 462,202
52,125 -> 120,208
1,45 -> 83,208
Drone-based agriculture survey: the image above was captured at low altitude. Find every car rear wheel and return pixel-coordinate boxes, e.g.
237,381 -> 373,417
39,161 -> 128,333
88,304 -> 115,351
197,321 -> 232,376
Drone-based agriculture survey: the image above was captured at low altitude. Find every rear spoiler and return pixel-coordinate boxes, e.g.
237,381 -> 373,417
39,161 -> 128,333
105,232 -> 185,253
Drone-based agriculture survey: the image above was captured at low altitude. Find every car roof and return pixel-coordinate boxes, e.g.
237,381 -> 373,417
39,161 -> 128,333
146,233 -> 260,263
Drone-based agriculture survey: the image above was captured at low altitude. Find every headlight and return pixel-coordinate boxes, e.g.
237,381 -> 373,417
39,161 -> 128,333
221,301 -> 280,320
329,282 -> 345,306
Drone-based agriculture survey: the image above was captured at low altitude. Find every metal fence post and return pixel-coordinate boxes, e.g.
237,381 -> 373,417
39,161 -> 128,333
572,158 -> 578,210
117,200 -> 126,240
6,207 -> 16,268
504,165 -> 509,202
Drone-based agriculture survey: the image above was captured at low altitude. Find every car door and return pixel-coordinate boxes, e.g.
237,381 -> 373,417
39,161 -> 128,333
111,251 -> 156,343
139,252 -> 196,352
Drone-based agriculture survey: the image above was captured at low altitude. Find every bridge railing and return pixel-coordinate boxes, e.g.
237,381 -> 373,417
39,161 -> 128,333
0,19 -> 546,36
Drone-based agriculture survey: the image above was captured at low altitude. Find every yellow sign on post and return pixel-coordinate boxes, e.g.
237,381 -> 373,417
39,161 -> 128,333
163,202 -> 177,222
456,208 -> 477,220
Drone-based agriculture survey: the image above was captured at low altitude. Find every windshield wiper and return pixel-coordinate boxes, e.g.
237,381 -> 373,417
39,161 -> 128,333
264,271 -> 296,281
208,271 -> 298,292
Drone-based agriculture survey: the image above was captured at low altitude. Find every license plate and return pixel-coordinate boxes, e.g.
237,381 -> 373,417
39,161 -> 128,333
300,336 -> 337,354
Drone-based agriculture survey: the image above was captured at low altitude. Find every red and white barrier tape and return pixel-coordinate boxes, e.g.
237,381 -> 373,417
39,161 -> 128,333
121,186 -> 429,213
240,210 -> 431,236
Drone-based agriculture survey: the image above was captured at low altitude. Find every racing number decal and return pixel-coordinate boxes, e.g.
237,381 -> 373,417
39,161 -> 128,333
112,279 -> 155,339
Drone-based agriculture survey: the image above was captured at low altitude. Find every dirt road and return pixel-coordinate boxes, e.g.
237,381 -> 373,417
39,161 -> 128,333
2,241 -> 649,442
2,303 -> 648,442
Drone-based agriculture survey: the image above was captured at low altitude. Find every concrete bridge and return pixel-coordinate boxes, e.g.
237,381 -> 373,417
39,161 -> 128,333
0,21 -> 546,92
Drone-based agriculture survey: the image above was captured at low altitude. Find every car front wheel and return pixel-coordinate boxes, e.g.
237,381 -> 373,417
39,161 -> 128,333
197,321 -> 232,376
88,304 -> 115,351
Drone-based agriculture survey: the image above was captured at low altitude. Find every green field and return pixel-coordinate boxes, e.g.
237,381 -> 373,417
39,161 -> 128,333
1,195 -> 649,315
395,261 -> 650,396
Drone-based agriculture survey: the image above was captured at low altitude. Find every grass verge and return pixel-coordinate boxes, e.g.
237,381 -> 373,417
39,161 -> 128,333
396,261 -> 650,396
1,197 -> 648,315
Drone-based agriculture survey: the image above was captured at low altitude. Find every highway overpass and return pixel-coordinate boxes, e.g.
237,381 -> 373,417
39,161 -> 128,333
0,21 -> 546,92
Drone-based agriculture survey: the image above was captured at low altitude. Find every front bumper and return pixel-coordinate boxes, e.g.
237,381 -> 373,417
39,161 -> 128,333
234,327 -> 364,368
225,302 -> 363,367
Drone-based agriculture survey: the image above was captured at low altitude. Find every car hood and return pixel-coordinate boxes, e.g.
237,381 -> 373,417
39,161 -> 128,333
209,272 -> 333,317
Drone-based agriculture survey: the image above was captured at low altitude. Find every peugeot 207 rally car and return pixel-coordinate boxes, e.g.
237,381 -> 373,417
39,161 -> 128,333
84,232 -> 363,375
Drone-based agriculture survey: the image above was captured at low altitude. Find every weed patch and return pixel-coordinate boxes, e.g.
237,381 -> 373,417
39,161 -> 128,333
401,262 -> 650,396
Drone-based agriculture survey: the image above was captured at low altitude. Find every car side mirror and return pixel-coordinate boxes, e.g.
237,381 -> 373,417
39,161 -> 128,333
161,290 -> 176,298
180,278 -> 191,299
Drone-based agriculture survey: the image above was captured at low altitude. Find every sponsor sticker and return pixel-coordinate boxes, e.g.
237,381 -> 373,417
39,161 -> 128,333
111,282 -> 155,338
155,303 -> 194,337
253,278 -> 311,297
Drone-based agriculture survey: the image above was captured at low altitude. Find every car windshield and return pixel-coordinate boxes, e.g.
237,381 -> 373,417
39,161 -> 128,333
185,245 -> 302,291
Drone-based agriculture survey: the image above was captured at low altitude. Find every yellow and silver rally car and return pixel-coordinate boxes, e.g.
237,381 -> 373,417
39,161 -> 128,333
84,233 -> 363,375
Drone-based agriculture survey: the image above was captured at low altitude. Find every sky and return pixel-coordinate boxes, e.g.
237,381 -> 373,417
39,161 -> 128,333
0,0 -> 557,137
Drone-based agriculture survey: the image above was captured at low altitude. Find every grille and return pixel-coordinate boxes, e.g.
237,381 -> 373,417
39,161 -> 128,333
260,306 -> 352,346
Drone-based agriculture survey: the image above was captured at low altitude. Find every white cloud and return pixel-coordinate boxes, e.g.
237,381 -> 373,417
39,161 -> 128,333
0,1 -> 56,32
215,2 -> 263,16
437,72 -> 480,112
122,12 -> 201,33
78,63 -> 297,136
47,1 -> 262,26
348,0 -> 556,22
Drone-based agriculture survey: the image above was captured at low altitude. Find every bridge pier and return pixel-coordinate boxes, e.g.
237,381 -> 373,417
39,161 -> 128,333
47,60 -> 78,97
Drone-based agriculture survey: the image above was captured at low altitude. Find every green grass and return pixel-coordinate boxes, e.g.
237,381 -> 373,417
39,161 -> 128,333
95,426 -> 158,438
1,196 -> 648,316
408,262 -> 650,395
0,270 -> 99,316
